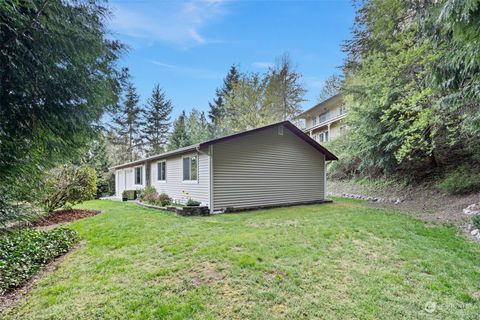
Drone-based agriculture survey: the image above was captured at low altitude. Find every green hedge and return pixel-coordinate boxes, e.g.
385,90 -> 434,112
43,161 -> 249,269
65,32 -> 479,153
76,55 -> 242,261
0,228 -> 78,293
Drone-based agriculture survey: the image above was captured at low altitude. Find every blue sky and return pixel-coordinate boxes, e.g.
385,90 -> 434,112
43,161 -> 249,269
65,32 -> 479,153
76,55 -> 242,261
108,0 -> 355,118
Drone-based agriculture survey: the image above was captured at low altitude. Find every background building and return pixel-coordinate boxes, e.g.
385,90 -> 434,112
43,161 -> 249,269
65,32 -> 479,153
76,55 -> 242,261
299,94 -> 347,143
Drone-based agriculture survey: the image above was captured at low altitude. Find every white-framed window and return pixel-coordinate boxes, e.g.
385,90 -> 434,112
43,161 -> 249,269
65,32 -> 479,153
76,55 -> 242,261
319,111 -> 330,123
134,166 -> 143,185
312,117 -> 317,126
318,131 -> 329,143
157,160 -> 166,182
339,105 -> 347,115
182,154 -> 198,182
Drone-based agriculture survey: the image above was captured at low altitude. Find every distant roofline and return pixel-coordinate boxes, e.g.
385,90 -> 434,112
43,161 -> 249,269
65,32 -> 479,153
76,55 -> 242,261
110,121 -> 338,170
109,144 -> 199,170
298,93 -> 342,118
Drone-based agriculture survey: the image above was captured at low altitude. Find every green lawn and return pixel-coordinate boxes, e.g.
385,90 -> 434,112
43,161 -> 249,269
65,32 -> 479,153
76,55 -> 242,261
5,199 -> 480,319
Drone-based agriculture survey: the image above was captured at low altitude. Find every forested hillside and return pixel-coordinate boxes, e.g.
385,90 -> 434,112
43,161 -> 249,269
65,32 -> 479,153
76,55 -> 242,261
328,0 -> 480,194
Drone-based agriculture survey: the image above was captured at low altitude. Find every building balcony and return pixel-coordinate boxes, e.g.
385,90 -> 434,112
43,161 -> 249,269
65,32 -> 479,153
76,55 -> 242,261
303,112 -> 347,133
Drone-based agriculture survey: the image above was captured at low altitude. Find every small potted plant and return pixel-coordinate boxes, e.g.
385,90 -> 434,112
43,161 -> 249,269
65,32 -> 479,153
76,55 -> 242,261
186,198 -> 201,207
121,190 -> 128,202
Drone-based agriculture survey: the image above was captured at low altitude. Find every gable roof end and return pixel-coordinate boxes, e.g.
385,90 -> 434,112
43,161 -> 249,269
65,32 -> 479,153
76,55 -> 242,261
200,121 -> 338,161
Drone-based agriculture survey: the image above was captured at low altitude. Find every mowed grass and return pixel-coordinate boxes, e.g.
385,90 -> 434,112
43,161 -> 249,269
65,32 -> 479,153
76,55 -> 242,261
4,199 -> 480,319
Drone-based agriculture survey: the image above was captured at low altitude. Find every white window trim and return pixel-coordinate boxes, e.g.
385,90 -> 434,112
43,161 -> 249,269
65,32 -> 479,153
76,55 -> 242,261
182,154 -> 198,183
318,131 -> 329,143
134,165 -> 143,186
157,160 -> 167,183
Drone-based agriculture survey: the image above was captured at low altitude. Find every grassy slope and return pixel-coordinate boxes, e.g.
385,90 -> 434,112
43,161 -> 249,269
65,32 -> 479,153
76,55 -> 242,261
5,199 -> 480,319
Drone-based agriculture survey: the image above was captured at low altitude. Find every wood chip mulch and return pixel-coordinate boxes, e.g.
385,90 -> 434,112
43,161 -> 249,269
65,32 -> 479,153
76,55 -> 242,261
33,209 -> 101,227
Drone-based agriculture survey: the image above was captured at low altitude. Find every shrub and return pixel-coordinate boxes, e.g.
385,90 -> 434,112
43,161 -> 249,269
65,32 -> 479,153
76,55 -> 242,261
139,186 -> 157,202
0,227 -> 78,293
186,198 -> 201,206
157,193 -> 172,207
472,215 -> 480,230
40,165 -> 97,213
144,192 -> 159,204
122,190 -> 136,200
436,165 -> 480,194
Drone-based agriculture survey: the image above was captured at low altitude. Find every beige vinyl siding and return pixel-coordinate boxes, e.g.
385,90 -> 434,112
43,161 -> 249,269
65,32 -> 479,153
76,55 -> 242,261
212,126 -> 325,210
150,152 -> 210,205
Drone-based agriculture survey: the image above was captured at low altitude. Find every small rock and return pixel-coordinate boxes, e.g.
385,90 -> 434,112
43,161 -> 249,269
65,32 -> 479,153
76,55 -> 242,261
394,199 -> 401,205
463,203 -> 480,215
471,229 -> 479,237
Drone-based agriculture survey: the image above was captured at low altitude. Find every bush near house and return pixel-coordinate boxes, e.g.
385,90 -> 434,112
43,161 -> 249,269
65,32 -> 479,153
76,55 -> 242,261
186,198 -> 201,206
138,187 -> 172,207
0,228 -> 78,294
139,186 -> 157,202
122,190 -> 137,201
41,165 -> 97,213
157,193 -> 172,207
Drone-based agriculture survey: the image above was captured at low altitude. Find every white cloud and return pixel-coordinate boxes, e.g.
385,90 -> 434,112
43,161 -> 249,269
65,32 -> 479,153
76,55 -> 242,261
110,0 -> 229,47
151,60 -> 223,80
251,61 -> 274,69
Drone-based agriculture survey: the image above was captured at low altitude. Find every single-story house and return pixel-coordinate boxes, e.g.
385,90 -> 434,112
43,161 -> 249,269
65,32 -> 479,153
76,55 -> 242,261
111,121 -> 337,213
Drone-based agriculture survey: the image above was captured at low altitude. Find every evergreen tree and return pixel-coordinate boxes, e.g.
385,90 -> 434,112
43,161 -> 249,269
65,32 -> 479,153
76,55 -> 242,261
111,77 -> 143,162
187,109 -> 210,144
168,111 -> 191,150
142,85 -> 173,156
208,65 -> 240,137
83,134 -> 112,198
0,0 -> 122,225
84,136 -> 110,173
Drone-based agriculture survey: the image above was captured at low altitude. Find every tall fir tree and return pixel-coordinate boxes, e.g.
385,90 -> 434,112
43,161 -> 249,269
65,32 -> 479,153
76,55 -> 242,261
187,108 -> 210,144
111,77 -> 143,162
142,85 -> 173,156
208,65 -> 240,138
0,0 -> 122,224
83,133 -> 113,198
168,111 -> 191,151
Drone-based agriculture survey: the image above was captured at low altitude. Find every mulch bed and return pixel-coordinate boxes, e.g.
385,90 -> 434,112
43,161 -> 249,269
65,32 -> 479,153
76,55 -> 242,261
33,209 -> 100,227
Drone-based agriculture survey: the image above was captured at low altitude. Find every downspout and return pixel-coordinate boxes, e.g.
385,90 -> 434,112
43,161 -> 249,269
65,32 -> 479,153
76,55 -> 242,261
145,160 -> 150,187
196,145 -> 214,213
324,156 -> 327,201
